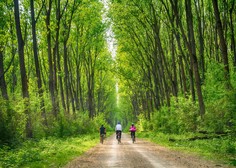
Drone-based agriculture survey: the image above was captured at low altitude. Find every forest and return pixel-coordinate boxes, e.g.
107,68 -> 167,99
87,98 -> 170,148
0,0 -> 236,166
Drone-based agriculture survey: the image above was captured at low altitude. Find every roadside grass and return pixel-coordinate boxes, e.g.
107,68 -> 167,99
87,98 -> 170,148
0,133 -> 110,168
137,132 -> 236,166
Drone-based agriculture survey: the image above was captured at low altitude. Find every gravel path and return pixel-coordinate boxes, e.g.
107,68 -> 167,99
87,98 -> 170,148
65,133 -> 230,168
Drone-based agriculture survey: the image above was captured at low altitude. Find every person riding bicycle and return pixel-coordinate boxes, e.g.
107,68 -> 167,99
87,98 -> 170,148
115,121 -> 122,139
129,123 -> 136,141
100,125 -> 106,143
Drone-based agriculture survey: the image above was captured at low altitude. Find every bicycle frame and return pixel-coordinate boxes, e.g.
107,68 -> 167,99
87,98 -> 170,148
100,134 -> 105,144
117,131 -> 121,144
131,132 -> 135,143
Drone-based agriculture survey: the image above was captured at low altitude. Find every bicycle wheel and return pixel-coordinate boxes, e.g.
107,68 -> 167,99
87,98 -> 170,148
100,134 -> 104,144
117,132 -> 121,144
132,135 -> 135,143
118,136 -> 121,144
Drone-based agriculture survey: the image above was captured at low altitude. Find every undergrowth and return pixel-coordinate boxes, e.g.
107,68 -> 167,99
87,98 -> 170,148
0,133 -> 106,168
137,132 -> 236,166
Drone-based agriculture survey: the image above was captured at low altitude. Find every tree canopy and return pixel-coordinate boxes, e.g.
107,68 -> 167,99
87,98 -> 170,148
0,0 -> 235,144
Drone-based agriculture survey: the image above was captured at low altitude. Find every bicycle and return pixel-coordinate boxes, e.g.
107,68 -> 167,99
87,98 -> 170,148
100,134 -> 105,144
131,132 -> 135,143
117,131 -> 121,144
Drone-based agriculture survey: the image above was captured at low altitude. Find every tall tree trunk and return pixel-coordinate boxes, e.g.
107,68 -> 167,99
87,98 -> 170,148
161,0 -> 188,97
77,63 -> 84,111
9,18 -> 18,96
75,27 -> 84,111
175,24 -> 188,98
30,0 -> 47,126
14,0 -> 32,137
68,57 -> 76,115
194,0 -> 205,80
229,1 -> 236,68
45,0 -> 57,117
85,49 -> 96,118
212,0 -> 230,83
55,0 -> 66,114
87,75 -> 95,118
63,39 -> 70,114
0,50 -> 9,100
62,1 -> 75,114
151,3 -> 171,106
185,0 -> 205,117
171,33 -> 178,97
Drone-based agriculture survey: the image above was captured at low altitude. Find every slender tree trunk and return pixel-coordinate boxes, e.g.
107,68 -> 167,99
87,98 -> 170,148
149,21 -> 161,109
152,63 -> 161,109
75,29 -> 84,111
14,0 -> 32,137
85,50 -> 96,118
175,24 -> 188,98
68,58 -> 76,115
63,39 -> 70,114
179,55 -> 187,97
87,77 -> 94,118
62,2 -> 75,114
9,19 -> 17,96
185,0 -> 205,117
55,0 -> 66,114
171,33 -> 178,97
212,0 -> 230,83
194,0 -> 205,80
161,0 -> 188,97
45,0 -> 57,117
147,67 -> 153,116
0,50 -> 9,100
229,1 -> 236,68
77,64 -> 84,111
170,0 -> 205,116
30,0 -> 47,126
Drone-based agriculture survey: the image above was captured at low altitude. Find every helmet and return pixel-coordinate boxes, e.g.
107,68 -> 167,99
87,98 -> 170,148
118,121 -> 120,124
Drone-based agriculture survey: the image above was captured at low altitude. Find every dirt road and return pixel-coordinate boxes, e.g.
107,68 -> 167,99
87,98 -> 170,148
65,133 -> 229,168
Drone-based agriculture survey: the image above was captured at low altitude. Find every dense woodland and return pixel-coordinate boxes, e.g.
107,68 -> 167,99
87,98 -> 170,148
0,0 -> 236,145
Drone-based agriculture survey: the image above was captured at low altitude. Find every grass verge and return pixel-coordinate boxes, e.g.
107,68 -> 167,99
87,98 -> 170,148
137,132 -> 236,167
0,133 -> 109,168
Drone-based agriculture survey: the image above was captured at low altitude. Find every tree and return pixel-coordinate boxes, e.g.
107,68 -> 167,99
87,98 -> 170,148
30,0 -> 47,125
0,1 -> 9,100
212,0 -> 230,85
44,0 -> 57,117
14,0 -> 32,138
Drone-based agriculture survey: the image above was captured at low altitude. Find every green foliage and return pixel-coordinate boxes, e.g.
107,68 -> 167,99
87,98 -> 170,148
91,113 -> 111,132
147,96 -> 199,134
136,113 -> 152,132
0,135 -> 98,168
134,63 -> 236,135
0,98 -> 25,145
138,132 -> 236,166
202,61 -> 236,133
39,112 -> 111,138
46,112 -> 91,137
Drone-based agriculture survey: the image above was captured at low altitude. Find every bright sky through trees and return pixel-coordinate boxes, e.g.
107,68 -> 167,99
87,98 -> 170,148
101,0 -> 119,105
101,0 -> 117,59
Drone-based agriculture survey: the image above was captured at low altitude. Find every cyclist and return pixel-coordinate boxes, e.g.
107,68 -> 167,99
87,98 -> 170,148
115,121 -> 122,139
100,125 -> 106,143
129,123 -> 136,141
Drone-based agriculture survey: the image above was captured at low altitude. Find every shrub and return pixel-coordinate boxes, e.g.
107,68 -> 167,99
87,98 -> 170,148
150,96 -> 199,134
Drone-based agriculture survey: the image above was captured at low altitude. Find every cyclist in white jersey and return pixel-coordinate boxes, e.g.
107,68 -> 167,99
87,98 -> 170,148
115,122 -> 122,139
